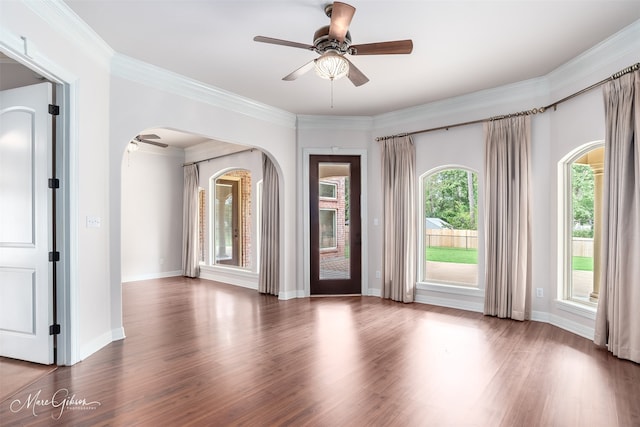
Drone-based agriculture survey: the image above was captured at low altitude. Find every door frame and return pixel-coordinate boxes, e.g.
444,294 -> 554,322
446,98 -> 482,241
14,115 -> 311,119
302,148 -> 368,297
214,178 -> 240,266
0,43 -> 76,365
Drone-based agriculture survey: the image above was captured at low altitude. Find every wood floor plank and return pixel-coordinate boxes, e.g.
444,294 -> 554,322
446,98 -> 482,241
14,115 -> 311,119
0,277 -> 638,426
0,358 -> 57,404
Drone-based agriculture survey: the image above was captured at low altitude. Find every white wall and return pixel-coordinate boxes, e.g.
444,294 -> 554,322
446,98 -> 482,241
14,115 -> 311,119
121,145 -> 184,282
108,68 -> 299,311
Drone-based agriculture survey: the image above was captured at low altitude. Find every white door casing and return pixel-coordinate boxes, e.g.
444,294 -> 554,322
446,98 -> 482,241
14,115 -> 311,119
0,82 -> 54,364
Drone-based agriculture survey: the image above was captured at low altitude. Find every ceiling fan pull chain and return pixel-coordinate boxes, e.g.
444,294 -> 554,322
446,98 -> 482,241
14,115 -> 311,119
331,78 -> 335,108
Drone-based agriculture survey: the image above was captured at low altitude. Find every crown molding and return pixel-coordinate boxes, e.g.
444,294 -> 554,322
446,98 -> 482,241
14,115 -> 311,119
373,19 -> 640,133
296,114 -> 373,131
184,142 -> 255,164
10,0 -> 639,136
11,0 -> 294,129
373,76 -> 548,132
23,0 -> 113,67
131,142 -> 185,159
111,54 -> 296,130
547,19 -> 640,97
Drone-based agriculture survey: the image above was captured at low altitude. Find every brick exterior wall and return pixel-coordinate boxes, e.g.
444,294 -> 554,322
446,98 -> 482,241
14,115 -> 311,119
319,177 -> 346,260
198,188 -> 206,262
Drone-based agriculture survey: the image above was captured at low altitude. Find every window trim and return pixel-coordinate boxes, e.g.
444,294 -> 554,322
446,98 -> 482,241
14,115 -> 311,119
418,165 -> 480,289
198,187 -> 206,264
557,140 -> 603,307
208,169 -> 252,271
319,208 -> 338,251
319,181 -> 337,200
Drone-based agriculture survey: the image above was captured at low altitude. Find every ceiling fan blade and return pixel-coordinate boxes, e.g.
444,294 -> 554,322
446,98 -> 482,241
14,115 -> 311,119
343,57 -> 369,87
282,60 -> 316,81
137,133 -> 160,140
350,40 -> 414,55
139,139 -> 169,148
253,36 -> 314,51
328,2 -> 356,43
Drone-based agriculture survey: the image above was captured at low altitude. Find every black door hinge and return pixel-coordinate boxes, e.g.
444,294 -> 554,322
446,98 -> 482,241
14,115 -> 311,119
49,251 -> 60,262
49,324 -> 61,335
48,104 -> 60,116
48,178 -> 60,189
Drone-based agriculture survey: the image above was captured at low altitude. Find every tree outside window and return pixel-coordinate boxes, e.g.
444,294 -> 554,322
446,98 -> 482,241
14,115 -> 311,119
422,168 -> 478,286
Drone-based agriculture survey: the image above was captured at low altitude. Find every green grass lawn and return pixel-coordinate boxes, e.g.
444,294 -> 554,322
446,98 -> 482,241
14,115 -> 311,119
426,247 -> 478,264
572,256 -> 593,271
426,247 -> 594,272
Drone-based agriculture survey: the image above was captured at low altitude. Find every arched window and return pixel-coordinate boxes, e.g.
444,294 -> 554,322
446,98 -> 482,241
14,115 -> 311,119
211,169 -> 252,268
420,167 -> 479,287
559,142 -> 603,305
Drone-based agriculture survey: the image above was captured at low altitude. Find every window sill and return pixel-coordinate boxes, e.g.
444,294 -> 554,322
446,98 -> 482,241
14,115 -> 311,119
555,299 -> 597,320
200,264 -> 255,275
417,281 -> 484,297
320,248 -> 338,253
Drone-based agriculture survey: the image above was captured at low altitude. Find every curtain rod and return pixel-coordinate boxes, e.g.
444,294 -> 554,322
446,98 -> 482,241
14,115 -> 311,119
375,61 -> 639,142
183,148 -> 254,167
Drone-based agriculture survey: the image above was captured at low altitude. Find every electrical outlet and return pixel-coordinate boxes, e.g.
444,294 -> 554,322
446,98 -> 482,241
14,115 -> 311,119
536,288 -> 544,298
375,270 -> 381,279
86,216 -> 101,228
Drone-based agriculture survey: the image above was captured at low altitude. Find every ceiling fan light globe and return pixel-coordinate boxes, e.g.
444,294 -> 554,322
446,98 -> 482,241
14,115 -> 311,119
314,52 -> 349,80
127,141 -> 139,152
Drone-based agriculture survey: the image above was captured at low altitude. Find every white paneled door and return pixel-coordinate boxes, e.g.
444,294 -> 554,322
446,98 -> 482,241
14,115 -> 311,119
0,83 -> 54,364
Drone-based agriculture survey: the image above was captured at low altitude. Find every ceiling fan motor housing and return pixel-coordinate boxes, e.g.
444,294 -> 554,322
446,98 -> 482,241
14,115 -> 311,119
313,25 -> 351,54
253,1 -> 411,87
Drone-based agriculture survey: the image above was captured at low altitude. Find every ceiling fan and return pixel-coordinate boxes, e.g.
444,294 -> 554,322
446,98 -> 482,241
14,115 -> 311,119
129,134 -> 169,151
254,1 -> 413,87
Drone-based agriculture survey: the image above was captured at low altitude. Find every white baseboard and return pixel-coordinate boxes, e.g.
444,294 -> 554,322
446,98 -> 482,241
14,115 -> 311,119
532,310 -> 594,340
279,289 -> 305,300
111,326 -> 126,341
199,265 -> 258,290
415,293 -> 484,313
366,288 -> 382,297
122,270 -> 182,283
79,330 -> 113,361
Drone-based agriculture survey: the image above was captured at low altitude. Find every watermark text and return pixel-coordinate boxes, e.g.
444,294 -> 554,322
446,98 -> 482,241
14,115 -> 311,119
10,388 -> 101,420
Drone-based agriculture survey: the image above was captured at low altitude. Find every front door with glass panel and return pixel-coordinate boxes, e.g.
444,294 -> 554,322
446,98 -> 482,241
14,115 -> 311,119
309,155 -> 361,294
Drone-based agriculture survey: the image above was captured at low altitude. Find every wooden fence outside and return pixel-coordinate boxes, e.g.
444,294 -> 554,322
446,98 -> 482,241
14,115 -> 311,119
573,238 -> 594,257
425,230 -> 594,257
425,229 -> 478,249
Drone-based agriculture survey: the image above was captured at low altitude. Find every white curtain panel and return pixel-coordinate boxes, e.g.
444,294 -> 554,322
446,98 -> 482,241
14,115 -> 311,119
259,153 -> 280,296
381,136 -> 416,303
594,70 -> 640,363
182,164 -> 200,278
483,116 -> 532,321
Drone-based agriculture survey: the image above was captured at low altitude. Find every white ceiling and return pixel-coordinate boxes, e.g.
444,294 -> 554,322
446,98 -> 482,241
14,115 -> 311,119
138,128 -> 251,154
63,0 -> 640,117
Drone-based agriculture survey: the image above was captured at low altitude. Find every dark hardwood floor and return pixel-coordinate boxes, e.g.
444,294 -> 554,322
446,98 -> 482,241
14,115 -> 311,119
1,277 -> 638,426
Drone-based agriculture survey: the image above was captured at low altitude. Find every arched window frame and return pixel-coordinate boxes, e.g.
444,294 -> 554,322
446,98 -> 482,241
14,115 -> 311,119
208,167 -> 253,270
418,165 -> 481,289
557,140 -> 603,309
